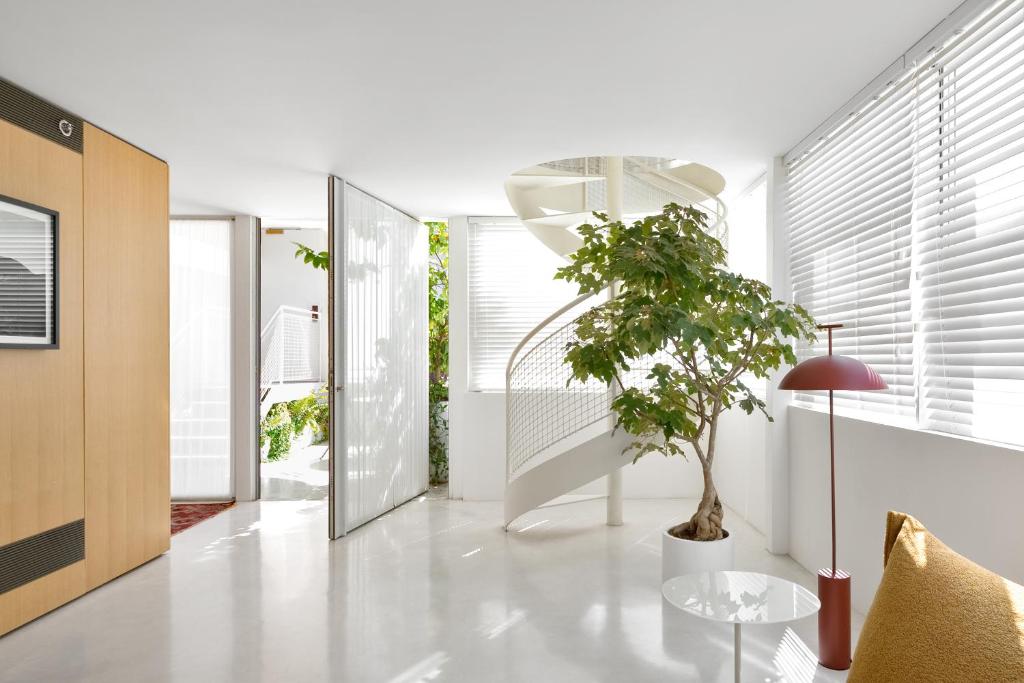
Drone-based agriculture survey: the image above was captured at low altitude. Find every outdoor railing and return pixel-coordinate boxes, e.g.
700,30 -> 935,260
260,305 -> 321,388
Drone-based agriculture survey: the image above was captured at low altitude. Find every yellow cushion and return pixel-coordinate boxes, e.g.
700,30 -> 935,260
848,511 -> 1024,682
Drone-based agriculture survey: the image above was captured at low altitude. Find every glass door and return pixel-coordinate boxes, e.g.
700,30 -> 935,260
328,177 -> 428,538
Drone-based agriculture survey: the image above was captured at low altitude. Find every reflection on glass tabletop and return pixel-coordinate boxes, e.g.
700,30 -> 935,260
662,571 -> 820,624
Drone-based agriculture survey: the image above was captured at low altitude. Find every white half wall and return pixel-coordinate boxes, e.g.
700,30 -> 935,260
449,387 -> 706,503
788,405 -> 1024,613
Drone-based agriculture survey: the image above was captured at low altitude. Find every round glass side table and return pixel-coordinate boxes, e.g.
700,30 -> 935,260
662,571 -> 821,682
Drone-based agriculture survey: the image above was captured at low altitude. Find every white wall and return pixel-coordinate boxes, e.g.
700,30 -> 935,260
788,405 -> 1024,613
260,227 -> 328,379
260,227 -> 327,323
711,176 -> 771,536
715,408 -> 769,534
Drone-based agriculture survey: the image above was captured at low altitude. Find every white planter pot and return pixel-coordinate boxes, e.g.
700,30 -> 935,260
661,528 -> 735,582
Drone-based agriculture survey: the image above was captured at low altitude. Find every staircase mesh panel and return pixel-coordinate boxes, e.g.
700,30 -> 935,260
506,306 -> 609,480
506,302 -> 676,481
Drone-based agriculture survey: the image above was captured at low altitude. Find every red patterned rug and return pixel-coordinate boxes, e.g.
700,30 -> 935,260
171,502 -> 234,535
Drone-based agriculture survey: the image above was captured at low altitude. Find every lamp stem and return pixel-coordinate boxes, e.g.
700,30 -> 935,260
829,388 -> 836,575
827,325 -> 836,576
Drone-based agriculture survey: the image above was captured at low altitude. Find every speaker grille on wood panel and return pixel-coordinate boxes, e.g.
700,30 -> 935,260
0,519 -> 85,595
0,76 -> 84,153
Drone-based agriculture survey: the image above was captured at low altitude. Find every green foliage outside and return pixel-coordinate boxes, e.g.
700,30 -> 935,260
259,387 -> 329,462
293,242 -> 329,270
555,203 -> 817,541
287,388 -> 330,440
260,402 -> 293,462
426,221 -> 449,485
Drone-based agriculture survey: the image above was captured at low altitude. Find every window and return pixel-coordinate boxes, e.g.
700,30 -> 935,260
728,177 -> 768,282
912,0 -> 1024,443
0,195 -> 57,348
786,0 -> 1024,445
786,67 -> 917,420
730,178 -> 769,398
467,218 -> 580,391
170,218 -> 232,500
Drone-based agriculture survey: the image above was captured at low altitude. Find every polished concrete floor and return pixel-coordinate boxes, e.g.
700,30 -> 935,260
0,497 -> 859,682
260,441 -> 329,501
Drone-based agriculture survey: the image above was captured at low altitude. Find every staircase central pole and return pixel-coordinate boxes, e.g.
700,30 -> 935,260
606,155 -> 624,527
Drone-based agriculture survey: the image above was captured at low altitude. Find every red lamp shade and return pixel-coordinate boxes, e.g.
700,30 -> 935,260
778,355 -> 887,391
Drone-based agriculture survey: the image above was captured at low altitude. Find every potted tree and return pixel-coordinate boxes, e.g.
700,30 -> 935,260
555,203 -> 816,578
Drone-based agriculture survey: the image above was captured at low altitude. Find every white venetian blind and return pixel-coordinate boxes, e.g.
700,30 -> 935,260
785,69 -> 917,419
0,200 -> 56,346
467,218 -> 579,391
912,0 -> 1024,444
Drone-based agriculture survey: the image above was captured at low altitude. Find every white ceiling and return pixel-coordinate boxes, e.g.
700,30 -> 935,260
0,0 -> 963,219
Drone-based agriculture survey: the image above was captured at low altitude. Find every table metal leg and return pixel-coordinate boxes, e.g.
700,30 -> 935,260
734,623 -> 741,683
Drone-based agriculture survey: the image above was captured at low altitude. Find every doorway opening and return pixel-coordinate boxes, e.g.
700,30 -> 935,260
258,222 -> 329,501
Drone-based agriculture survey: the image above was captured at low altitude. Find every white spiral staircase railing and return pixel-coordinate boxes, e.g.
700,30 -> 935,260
503,156 -> 727,529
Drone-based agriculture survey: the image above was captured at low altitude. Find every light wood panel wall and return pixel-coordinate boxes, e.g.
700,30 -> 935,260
82,124 -> 170,590
0,119 -> 87,634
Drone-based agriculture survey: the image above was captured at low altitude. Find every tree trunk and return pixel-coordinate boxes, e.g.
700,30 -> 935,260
668,414 -> 725,541
667,465 -> 724,541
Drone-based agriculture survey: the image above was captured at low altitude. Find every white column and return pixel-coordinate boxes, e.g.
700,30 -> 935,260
231,215 -> 259,502
605,156 -> 624,526
765,157 -> 792,554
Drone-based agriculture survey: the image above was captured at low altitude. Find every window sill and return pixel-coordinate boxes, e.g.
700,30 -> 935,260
788,403 -> 1024,455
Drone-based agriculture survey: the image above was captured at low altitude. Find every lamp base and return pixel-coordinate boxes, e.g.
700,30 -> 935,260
817,568 -> 851,670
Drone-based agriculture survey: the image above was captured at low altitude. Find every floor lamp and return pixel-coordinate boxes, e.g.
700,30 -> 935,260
778,323 -> 886,670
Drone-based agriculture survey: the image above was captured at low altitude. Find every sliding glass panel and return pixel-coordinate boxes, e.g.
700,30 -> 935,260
170,218 -> 233,500
330,178 -> 428,536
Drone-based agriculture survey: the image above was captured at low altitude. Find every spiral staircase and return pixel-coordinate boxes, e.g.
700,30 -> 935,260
502,156 -> 728,529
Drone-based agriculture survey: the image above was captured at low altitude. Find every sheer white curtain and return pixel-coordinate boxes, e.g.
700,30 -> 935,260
170,219 -> 233,500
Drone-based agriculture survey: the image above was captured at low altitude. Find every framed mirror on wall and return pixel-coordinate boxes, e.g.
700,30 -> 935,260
0,194 -> 58,348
